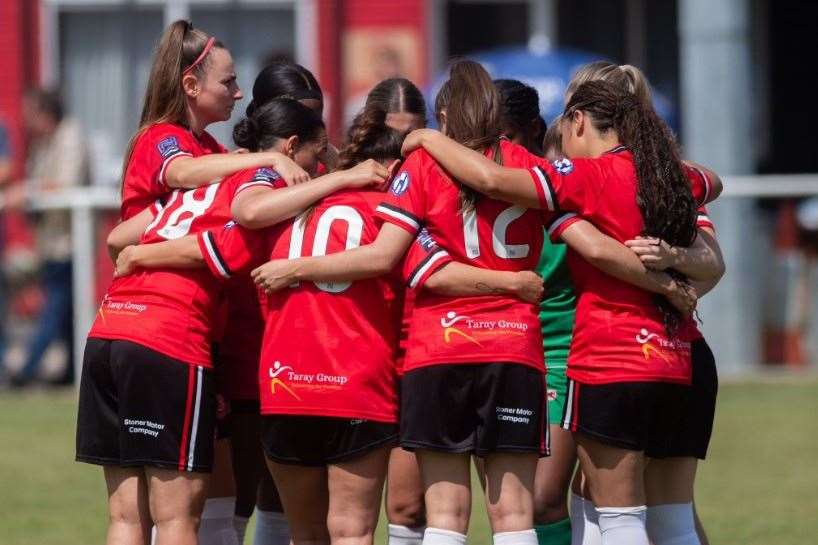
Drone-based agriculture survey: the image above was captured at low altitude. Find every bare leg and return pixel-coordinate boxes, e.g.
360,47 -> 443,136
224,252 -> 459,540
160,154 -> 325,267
326,445 -> 391,545
417,450 -> 472,535
645,457 -> 703,545
575,435 -> 645,507
104,466 -> 152,545
385,447 -> 426,527
534,426 -> 576,524
266,458 -> 329,545
574,434 -> 647,545
146,467 -> 209,545
483,452 -> 538,533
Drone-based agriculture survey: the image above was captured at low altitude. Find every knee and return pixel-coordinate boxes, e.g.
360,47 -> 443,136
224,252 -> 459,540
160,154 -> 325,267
533,486 -> 569,524
149,499 -> 204,530
327,513 -> 375,542
108,502 -> 148,528
386,493 -> 426,527
290,521 -> 331,544
426,500 -> 470,534
486,497 -> 533,533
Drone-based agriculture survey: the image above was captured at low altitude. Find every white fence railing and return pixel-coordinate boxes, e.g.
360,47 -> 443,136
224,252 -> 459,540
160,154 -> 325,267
22,175 -> 818,385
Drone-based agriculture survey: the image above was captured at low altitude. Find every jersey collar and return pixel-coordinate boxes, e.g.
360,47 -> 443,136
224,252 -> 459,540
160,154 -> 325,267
604,144 -> 628,155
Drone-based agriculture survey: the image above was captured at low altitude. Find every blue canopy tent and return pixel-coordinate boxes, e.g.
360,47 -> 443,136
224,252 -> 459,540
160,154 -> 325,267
427,46 -> 677,131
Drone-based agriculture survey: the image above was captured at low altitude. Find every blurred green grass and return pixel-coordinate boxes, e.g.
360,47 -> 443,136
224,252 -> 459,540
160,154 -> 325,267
1,378 -> 817,544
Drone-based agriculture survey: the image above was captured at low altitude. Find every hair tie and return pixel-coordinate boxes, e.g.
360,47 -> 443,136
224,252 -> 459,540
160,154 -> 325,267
183,37 -> 215,75
290,89 -> 323,102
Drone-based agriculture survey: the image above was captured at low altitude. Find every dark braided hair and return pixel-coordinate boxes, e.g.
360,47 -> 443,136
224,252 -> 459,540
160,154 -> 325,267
298,107 -> 404,224
337,108 -> 406,171
494,79 -> 544,155
565,80 -> 698,333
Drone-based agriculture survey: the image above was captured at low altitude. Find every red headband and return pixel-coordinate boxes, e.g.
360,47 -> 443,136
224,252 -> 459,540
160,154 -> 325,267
183,37 -> 216,75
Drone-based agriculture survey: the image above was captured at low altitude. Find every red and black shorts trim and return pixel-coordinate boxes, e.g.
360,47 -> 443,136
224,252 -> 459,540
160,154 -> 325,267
260,415 -> 398,466
400,362 -> 549,457
76,338 -> 216,472
562,339 -> 717,459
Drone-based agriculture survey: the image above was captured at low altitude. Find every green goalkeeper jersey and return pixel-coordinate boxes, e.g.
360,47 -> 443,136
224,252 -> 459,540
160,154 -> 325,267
536,234 -> 576,368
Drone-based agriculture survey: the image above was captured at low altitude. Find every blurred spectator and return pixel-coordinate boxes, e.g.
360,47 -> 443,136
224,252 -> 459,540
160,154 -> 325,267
0,120 -> 11,374
10,89 -> 90,387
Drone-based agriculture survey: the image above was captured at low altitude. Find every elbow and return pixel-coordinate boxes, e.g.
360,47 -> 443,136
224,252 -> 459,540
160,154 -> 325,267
164,170 -> 187,189
713,259 -> 726,283
477,169 -> 502,198
581,242 -> 611,269
709,175 -> 723,201
106,231 -> 126,259
234,205 -> 265,230
423,268 -> 447,292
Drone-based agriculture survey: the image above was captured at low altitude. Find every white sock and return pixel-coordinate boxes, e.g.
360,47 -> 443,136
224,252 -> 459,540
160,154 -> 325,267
596,506 -> 648,545
389,523 -> 426,545
646,503 -> 700,545
493,529 -> 538,545
253,509 -> 290,545
570,493 -> 602,545
199,497 -> 239,545
234,515 -> 250,544
423,527 -> 467,545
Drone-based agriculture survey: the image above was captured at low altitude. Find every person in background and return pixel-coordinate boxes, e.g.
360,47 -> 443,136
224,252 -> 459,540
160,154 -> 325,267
0,119 -> 12,378
10,89 -> 90,387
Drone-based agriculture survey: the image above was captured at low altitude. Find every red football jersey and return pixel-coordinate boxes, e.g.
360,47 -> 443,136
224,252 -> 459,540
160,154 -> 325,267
199,188 -> 412,423
89,167 -> 281,367
527,147 -> 713,384
375,142 -> 546,373
121,122 -> 226,220
396,228 -> 454,374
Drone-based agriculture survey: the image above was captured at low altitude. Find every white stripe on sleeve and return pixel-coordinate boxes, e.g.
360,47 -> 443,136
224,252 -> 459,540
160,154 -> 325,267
533,167 -> 557,212
408,250 -> 450,289
376,205 -> 420,231
202,232 -> 231,279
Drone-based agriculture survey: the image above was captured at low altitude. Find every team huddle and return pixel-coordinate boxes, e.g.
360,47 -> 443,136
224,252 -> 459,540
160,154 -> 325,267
75,20 -> 725,545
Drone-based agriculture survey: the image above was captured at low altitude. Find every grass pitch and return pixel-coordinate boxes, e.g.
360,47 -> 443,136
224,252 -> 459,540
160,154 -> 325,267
1,378 -> 817,544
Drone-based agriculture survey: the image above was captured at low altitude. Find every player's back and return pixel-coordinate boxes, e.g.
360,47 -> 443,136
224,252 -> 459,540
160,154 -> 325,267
378,143 -> 545,372
91,167 -> 278,367
258,188 -> 402,422
420,141 -> 545,273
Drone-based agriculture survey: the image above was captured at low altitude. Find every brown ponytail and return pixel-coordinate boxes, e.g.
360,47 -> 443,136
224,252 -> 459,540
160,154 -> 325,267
565,61 -> 652,108
337,108 -> 405,171
565,80 -> 698,333
434,60 -> 503,213
298,106 -> 404,223
120,20 -> 224,190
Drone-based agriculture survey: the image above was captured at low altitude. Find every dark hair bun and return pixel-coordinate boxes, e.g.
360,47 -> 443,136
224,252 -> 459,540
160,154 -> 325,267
232,116 -> 259,150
